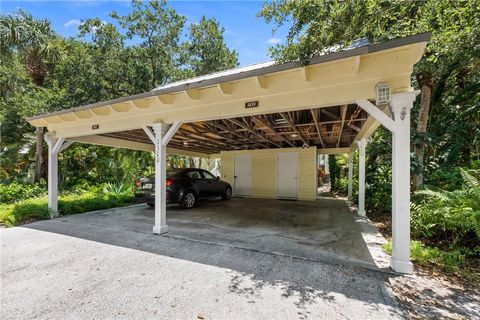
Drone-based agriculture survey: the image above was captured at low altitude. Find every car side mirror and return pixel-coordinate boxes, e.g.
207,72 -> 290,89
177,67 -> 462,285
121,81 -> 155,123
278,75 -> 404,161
215,176 -> 220,181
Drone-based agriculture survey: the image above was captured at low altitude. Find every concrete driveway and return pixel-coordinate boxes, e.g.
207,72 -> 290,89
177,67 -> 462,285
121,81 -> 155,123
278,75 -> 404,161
52,197 -> 389,270
1,198 -> 401,319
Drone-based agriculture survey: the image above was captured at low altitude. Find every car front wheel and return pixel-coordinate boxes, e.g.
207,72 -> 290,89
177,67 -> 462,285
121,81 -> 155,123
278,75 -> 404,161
222,187 -> 232,200
180,191 -> 196,208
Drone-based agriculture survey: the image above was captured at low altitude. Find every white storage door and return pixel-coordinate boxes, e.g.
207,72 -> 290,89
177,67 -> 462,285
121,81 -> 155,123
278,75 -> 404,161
234,154 -> 252,196
277,152 -> 299,199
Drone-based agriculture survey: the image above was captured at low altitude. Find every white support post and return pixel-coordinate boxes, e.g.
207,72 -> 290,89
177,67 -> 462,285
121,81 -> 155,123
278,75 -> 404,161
357,139 -> 366,216
324,155 -> 329,174
347,153 -> 353,199
390,92 -> 416,274
45,135 -> 58,217
44,134 -> 69,218
151,122 -> 181,235
152,123 -> 168,235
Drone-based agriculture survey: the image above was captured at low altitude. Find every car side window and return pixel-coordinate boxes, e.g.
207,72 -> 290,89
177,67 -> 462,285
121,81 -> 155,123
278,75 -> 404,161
186,170 -> 202,179
201,170 -> 216,180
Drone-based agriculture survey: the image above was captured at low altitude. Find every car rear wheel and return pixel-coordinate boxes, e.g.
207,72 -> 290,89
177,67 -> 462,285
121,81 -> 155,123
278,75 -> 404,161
180,191 -> 196,209
222,187 -> 232,200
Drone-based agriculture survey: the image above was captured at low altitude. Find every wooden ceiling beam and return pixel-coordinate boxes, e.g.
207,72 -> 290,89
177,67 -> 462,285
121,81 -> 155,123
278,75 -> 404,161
310,109 -> 325,148
168,141 -> 219,154
252,115 -> 295,147
208,121 -> 270,149
336,105 -> 348,148
280,112 -> 309,146
171,134 -> 227,152
320,108 -> 339,120
176,129 -> 233,149
228,118 -> 282,148
348,123 -> 361,132
188,123 -> 250,148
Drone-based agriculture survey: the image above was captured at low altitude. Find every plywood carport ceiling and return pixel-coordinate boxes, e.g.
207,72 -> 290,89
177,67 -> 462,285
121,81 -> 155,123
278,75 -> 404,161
100,104 -> 367,154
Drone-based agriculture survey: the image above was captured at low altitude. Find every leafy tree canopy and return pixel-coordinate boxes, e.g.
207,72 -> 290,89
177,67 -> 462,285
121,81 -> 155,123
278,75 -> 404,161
184,16 -> 239,76
0,0 -> 238,184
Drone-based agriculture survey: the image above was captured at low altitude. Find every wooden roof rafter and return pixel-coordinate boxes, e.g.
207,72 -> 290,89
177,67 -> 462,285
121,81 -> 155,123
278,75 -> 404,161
280,112 -> 309,146
251,115 -> 295,147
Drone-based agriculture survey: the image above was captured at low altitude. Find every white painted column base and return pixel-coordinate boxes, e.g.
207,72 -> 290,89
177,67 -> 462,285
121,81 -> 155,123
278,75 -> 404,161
390,257 -> 413,274
152,225 -> 169,235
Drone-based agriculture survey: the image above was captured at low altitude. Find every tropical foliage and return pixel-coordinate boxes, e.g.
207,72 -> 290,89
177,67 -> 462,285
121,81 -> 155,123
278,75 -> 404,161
411,170 -> 480,247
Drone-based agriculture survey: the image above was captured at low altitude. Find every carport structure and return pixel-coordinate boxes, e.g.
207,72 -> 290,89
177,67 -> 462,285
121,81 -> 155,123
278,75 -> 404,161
28,33 -> 430,273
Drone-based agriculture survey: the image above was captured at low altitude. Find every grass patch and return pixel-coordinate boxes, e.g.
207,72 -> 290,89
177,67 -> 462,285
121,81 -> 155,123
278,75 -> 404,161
383,240 -> 479,278
0,191 -> 135,227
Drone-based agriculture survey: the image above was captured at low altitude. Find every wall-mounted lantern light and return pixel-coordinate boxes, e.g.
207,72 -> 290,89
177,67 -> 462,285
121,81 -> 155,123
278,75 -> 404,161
375,82 -> 391,105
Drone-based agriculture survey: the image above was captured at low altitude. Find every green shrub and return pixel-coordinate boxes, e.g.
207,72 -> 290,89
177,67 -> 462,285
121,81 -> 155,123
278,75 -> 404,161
58,192 -> 134,215
408,169 -> 480,254
0,191 -> 134,227
0,198 -> 50,227
102,182 -> 134,195
0,181 -> 46,204
425,167 -> 464,191
335,176 -> 349,195
411,185 -> 480,248
365,165 -> 392,212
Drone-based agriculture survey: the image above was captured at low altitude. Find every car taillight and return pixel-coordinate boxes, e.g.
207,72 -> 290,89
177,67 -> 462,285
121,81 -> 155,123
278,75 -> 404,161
166,178 -> 173,186
135,179 -> 141,188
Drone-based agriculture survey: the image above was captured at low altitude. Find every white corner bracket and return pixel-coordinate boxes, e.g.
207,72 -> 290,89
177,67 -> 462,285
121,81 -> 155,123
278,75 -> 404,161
355,99 -> 395,132
143,121 -> 182,146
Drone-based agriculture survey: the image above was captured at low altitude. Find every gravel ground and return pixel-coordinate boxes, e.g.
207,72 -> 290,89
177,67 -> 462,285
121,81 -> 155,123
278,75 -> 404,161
1,220 -> 402,320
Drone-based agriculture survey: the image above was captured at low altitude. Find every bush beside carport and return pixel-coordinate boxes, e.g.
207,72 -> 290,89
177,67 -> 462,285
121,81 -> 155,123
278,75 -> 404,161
0,192 -> 134,227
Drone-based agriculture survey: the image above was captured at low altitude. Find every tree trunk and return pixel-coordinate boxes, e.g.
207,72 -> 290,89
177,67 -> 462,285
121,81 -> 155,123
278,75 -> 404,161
413,72 -> 433,190
34,127 -> 43,183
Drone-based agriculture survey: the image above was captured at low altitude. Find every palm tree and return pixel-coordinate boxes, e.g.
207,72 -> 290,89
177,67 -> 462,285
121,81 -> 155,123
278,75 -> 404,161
0,10 -> 60,183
